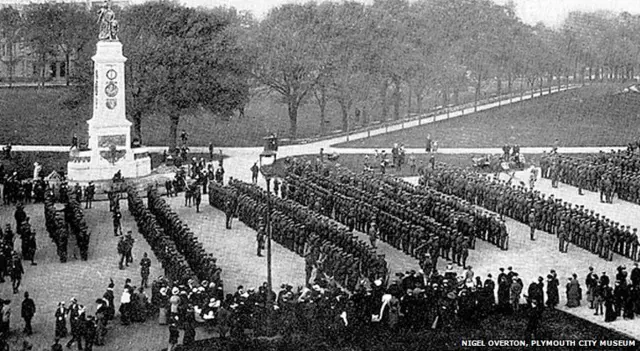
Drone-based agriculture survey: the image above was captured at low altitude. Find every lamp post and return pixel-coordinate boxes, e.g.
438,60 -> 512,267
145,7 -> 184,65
259,151 -> 277,305
265,176 -> 272,302
259,150 -> 276,335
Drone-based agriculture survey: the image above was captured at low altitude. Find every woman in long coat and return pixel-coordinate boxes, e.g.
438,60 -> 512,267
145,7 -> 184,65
604,285 -> 616,322
54,302 -> 67,338
546,274 -> 559,308
565,277 -> 581,308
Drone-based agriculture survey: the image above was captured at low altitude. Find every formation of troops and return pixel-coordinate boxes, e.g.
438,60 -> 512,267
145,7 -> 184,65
127,186 -> 221,286
209,179 -> 388,292
147,189 -> 221,284
43,186 -> 91,263
282,159 -> 508,275
423,163 -> 639,262
540,149 -> 640,204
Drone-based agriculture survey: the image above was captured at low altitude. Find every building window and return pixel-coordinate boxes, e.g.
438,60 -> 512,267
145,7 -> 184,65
60,61 -> 66,78
50,62 -> 57,78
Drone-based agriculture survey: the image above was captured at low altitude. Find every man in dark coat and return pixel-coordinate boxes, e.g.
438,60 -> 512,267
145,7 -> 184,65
546,274 -> 559,308
525,300 -> 543,341
139,253 -> 151,289
21,291 -> 35,335
14,203 -> 27,230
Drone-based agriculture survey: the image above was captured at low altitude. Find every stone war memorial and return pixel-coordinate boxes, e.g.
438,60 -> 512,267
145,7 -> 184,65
67,2 -> 151,184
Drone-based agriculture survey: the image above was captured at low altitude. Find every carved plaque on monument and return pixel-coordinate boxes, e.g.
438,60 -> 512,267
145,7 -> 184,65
98,135 -> 126,148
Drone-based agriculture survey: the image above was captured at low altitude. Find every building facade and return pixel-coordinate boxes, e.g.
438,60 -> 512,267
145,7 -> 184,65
0,0 -> 131,84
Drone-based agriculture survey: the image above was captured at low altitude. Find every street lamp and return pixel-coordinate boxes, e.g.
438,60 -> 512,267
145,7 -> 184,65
259,134 -> 278,305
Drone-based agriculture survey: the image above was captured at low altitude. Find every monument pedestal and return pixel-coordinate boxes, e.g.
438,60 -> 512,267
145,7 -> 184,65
67,40 -> 151,182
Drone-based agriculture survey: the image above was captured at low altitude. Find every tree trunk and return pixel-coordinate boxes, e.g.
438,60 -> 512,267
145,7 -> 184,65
315,84 -> 327,135
7,42 -> 13,88
339,98 -> 349,133
442,86 -> 448,107
589,66 -> 592,82
539,75 -> 543,95
548,73 -> 552,94
416,92 -> 423,115
65,52 -> 70,86
392,77 -> 401,120
362,107 -> 368,126
407,85 -> 412,115
168,111 -> 180,151
474,72 -> 481,112
497,77 -> 502,97
41,53 -> 47,88
379,79 -> 388,122
453,88 -> 459,105
132,110 -> 143,145
288,98 -> 299,139
531,77 -> 535,99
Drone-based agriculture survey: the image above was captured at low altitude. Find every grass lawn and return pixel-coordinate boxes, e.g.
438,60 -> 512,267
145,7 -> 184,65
336,83 -> 640,149
1,79 -> 565,148
178,308 -> 636,351
0,86 -> 409,147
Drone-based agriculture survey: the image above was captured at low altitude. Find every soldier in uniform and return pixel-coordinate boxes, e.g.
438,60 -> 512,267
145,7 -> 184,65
225,198 -> 236,230
528,209 -> 536,241
369,221 -> 378,249
558,221 -> 568,253
630,228 -> 638,261
85,182 -> 95,209
256,221 -> 265,257
499,220 -> 508,250
113,208 -> 122,236
193,184 -> 202,213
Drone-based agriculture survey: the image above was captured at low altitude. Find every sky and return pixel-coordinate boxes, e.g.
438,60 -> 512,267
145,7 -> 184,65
170,0 -> 640,27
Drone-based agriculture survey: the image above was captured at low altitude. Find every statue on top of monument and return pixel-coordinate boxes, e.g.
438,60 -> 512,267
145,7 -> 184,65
98,1 -> 119,41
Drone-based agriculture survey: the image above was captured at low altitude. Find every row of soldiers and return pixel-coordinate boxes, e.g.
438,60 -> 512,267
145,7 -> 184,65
285,173 -> 454,271
209,179 -> 388,291
375,173 -> 509,251
232,179 -> 388,289
541,154 -> 616,201
44,192 -> 70,262
424,165 -> 639,262
284,163 -> 509,269
147,188 -> 221,284
64,190 -> 91,261
14,204 -> 37,266
126,186 -> 198,284
541,151 -> 640,204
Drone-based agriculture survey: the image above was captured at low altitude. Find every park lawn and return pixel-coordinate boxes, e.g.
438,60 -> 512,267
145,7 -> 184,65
178,307 -> 636,351
1,79 -> 553,148
0,87 -> 407,147
335,83 -> 640,149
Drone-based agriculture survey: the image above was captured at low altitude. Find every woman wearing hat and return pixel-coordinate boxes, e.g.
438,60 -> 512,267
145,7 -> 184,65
167,315 -> 180,351
157,287 -> 169,325
54,301 -> 67,338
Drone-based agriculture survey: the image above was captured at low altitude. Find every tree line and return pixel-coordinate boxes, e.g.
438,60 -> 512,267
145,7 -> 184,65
1,0 -> 639,144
